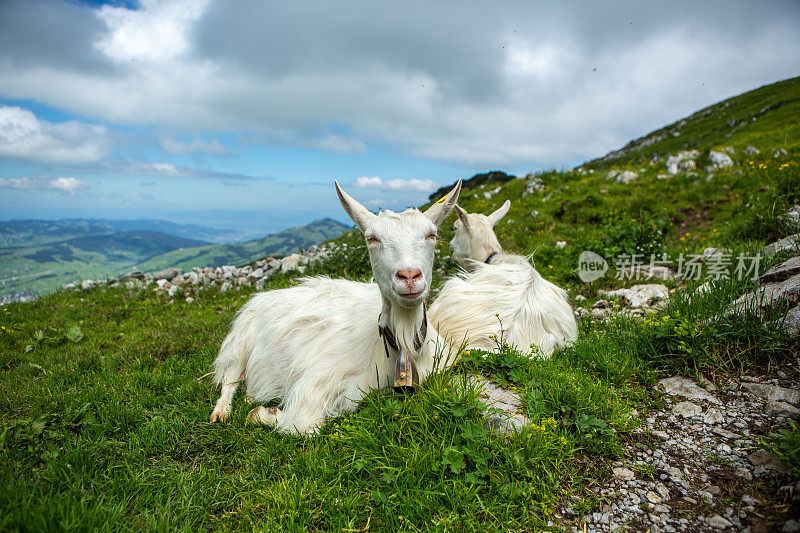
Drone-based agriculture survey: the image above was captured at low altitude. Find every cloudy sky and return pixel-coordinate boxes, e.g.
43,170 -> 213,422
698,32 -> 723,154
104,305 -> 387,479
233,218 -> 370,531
1,0 -> 799,235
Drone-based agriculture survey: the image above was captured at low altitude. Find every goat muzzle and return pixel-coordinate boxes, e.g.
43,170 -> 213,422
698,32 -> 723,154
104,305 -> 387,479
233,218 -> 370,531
393,349 -> 419,393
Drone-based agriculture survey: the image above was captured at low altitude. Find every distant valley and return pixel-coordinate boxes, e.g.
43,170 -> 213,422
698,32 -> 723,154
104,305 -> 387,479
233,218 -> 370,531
0,218 -> 350,301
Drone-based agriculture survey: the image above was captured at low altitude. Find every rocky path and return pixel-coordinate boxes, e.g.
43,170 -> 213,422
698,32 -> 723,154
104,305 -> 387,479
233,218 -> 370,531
551,372 -> 800,532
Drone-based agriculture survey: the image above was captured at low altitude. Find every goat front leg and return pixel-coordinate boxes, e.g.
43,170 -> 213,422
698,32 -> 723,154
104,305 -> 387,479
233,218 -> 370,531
210,371 -> 244,423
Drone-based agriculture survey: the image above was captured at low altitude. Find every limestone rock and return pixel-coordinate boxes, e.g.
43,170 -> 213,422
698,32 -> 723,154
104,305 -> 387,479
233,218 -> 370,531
615,170 -> 638,184
761,256 -> 800,283
522,177 -> 545,197
706,515 -> 731,529
743,145 -> 760,155
602,284 -> 669,308
613,467 -> 635,481
777,305 -> 800,335
729,273 -> 800,314
673,401 -> 702,418
786,206 -> 800,230
154,268 -> 180,281
666,150 -> 699,175
120,270 -> 145,281
281,253 -> 304,272
764,234 -> 800,255
743,382 -> 800,405
708,151 -> 733,169
658,376 -> 721,404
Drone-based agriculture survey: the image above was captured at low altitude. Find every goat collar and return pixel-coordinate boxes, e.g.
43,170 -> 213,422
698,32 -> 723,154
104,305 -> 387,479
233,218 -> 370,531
378,306 -> 427,357
484,251 -> 498,264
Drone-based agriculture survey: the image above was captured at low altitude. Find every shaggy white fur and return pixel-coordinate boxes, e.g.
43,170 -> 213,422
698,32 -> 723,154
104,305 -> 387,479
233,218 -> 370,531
429,201 -> 577,357
210,180 -> 461,435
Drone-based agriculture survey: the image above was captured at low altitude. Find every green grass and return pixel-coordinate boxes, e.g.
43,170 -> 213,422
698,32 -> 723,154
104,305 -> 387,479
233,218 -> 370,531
1,76 -> 799,529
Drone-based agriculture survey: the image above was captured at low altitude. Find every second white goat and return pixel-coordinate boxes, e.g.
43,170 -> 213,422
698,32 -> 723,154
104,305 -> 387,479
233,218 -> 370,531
429,200 -> 577,357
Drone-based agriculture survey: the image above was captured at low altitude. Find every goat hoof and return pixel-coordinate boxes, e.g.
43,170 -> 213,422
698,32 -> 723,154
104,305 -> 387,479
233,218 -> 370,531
210,407 -> 230,424
247,406 -> 282,426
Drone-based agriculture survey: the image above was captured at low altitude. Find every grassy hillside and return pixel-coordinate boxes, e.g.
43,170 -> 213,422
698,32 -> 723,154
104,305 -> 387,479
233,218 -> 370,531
0,218 -> 350,301
132,218 -> 350,272
0,231 -> 207,301
0,218 -> 234,247
1,77 -> 798,530
584,76 -> 800,170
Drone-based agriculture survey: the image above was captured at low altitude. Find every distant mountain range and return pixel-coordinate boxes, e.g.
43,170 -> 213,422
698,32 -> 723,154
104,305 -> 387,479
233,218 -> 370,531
0,218 -> 350,301
0,218 -> 239,247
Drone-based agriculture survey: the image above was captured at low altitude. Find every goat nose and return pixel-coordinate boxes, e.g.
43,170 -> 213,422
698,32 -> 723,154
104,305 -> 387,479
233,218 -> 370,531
448,243 -> 454,253
396,268 -> 422,283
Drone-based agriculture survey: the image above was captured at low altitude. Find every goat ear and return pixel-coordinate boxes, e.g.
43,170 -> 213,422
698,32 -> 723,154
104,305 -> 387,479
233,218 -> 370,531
488,200 -> 511,226
454,204 -> 470,227
424,179 -> 461,227
335,180 -> 376,232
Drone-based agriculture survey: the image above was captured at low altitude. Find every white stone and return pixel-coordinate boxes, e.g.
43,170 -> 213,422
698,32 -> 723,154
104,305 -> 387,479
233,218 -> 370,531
672,401 -> 702,418
613,467 -> 635,481
706,515 -> 731,529
603,284 -> 669,308
615,170 -> 639,184
709,151 -> 734,168
743,383 -> 800,405
658,376 -> 721,404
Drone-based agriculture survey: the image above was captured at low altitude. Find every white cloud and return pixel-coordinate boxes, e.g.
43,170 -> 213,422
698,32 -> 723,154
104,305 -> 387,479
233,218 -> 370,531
95,0 -> 209,63
0,106 -> 109,164
49,176 -> 87,194
159,135 -> 228,155
0,1 -> 798,168
0,175 -> 88,194
353,176 -> 438,192
0,176 -> 35,189
127,161 -> 182,176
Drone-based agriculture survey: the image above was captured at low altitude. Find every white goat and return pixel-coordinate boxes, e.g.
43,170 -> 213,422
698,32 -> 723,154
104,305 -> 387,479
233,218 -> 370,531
429,200 -> 577,357
210,180 -> 462,435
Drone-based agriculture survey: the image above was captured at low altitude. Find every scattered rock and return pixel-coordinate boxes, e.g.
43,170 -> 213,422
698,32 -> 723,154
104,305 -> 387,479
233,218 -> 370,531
708,151 -> 734,169
743,383 -> 800,405
784,519 -> 800,532
658,376 -> 721,405
672,401 -> 702,418
666,150 -> 699,175
522,177 -> 545,197
154,267 -> 180,281
602,284 -> 669,308
766,400 -> 800,416
764,234 -> 800,255
728,273 -> 800,314
705,515 -> 731,529
762,256 -> 800,283
743,145 -> 760,155
120,270 -> 145,281
615,170 -> 639,184
613,467 -> 635,481
702,408 -> 725,425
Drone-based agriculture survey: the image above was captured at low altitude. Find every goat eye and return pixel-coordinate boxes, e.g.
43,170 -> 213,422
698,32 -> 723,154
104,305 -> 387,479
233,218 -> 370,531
426,232 -> 437,241
366,236 -> 381,245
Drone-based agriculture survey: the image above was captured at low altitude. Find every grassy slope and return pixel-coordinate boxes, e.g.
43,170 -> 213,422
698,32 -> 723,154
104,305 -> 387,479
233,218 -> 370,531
0,219 -> 349,301
1,77 -> 799,531
0,231 -> 208,299
132,218 -> 350,272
